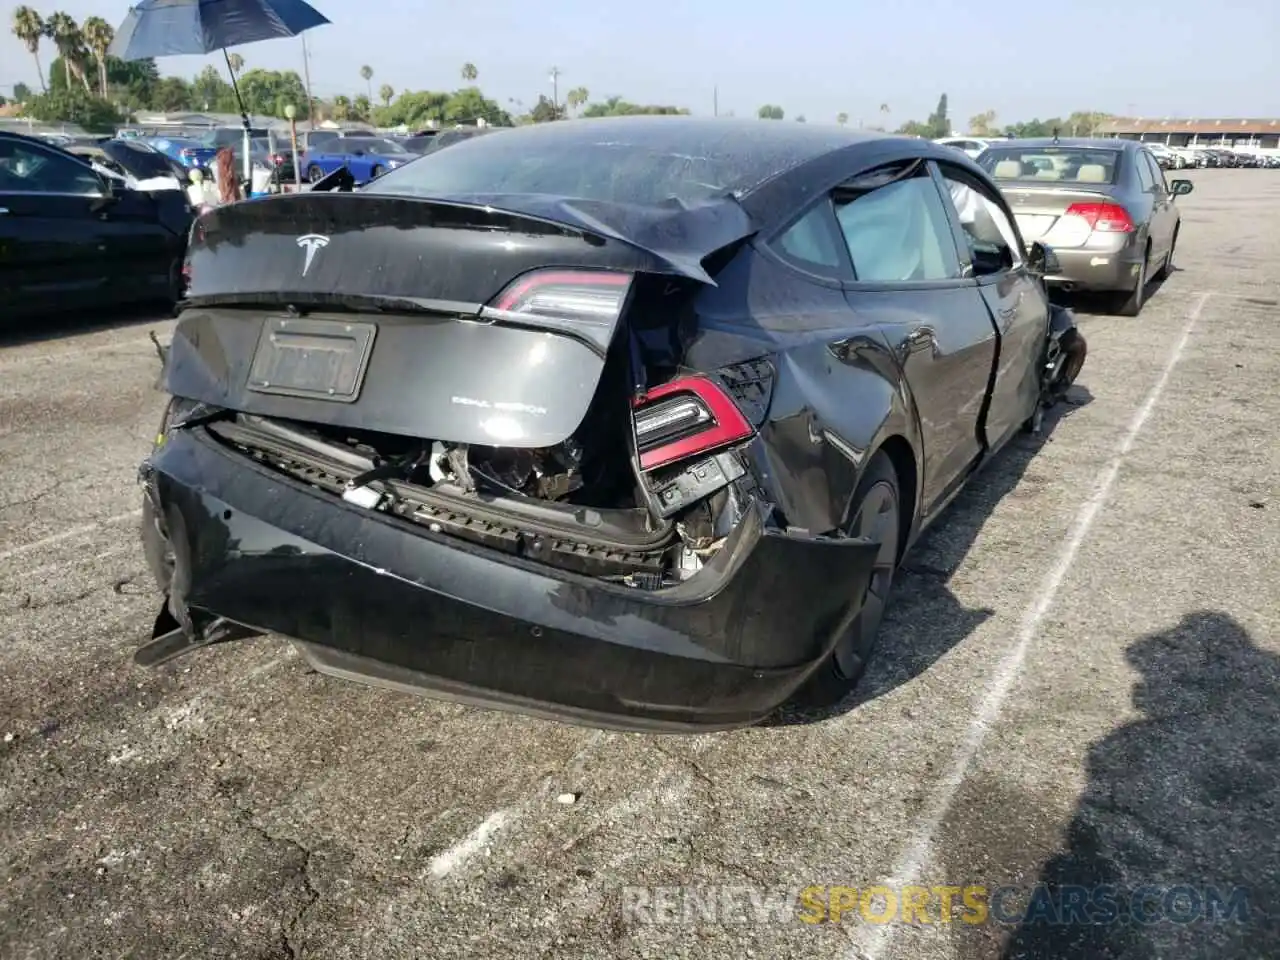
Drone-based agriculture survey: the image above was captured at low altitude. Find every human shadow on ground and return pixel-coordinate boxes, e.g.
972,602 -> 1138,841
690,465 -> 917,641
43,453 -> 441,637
1001,611 -> 1280,959
768,383 -> 1094,726
0,301 -> 175,349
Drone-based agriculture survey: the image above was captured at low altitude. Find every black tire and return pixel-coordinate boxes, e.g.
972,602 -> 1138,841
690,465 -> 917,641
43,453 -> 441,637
166,257 -> 184,317
1153,227 -> 1178,281
307,164 -> 323,183
1114,244 -> 1150,317
369,165 -> 383,180
789,451 -> 903,709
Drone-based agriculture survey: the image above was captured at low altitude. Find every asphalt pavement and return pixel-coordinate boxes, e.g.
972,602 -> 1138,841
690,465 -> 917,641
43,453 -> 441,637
1,169 -> 1277,960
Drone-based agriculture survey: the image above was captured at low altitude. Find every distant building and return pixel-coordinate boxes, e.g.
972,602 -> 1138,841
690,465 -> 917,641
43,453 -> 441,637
1098,117 -> 1280,149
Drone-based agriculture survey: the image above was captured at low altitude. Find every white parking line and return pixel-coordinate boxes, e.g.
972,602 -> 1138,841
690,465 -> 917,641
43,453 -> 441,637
847,291 -> 1212,960
427,809 -> 517,879
0,510 -> 143,564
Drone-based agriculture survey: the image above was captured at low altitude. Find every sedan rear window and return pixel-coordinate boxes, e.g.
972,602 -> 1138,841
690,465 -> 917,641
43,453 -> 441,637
366,129 -> 765,206
978,147 -> 1121,185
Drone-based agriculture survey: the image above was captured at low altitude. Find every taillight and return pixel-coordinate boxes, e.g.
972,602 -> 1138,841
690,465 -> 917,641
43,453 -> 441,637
633,375 -> 754,472
1064,202 -> 1134,233
492,269 -> 632,318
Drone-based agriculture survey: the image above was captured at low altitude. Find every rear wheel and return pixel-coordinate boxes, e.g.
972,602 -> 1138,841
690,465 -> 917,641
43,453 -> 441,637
370,165 -> 383,180
307,164 -> 323,183
789,451 -> 902,709
1114,245 -> 1150,317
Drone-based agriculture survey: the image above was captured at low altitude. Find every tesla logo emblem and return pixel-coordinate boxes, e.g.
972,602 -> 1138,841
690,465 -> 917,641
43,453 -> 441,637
296,234 -> 329,277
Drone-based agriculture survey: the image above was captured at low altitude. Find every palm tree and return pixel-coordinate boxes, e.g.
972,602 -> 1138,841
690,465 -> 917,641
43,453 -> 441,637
227,52 -> 245,75
379,83 -> 394,107
566,86 -> 588,114
80,15 -> 113,97
45,11 -> 83,89
11,7 -> 48,93
460,62 -> 478,83
360,64 -> 372,100
331,94 -> 350,122
353,94 -> 371,121
836,112 -> 848,126
879,102 -> 890,127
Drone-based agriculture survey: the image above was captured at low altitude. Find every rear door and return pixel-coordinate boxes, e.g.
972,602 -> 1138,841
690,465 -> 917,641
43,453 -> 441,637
0,137 -> 111,314
1138,149 -> 1177,262
824,161 -> 998,514
935,161 -> 1049,451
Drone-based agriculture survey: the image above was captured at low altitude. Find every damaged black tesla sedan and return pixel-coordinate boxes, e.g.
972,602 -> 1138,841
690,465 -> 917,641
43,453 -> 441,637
137,116 -> 1085,731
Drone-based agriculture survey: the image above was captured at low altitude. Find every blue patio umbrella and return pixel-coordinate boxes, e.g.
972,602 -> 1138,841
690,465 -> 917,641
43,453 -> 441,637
109,0 -> 330,182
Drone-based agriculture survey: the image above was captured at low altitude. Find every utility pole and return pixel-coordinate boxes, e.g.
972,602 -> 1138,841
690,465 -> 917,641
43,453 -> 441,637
301,34 -> 316,130
549,66 -> 561,116
713,86 -> 718,117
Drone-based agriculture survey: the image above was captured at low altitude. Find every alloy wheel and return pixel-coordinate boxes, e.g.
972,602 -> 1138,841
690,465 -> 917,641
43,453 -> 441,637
834,480 -> 900,680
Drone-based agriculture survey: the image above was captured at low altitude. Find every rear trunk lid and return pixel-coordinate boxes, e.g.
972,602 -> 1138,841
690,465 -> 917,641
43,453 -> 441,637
1000,184 -> 1123,248
168,191 -> 755,448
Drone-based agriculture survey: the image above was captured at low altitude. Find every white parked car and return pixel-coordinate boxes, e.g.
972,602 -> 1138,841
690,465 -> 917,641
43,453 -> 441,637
934,136 -> 991,159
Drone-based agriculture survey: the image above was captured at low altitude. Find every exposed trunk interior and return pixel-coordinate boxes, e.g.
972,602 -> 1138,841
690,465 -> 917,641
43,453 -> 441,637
198,277 -> 756,589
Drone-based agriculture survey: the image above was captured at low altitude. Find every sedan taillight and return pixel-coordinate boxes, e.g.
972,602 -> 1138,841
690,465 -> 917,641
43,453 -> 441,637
633,376 -> 754,472
1064,202 -> 1135,233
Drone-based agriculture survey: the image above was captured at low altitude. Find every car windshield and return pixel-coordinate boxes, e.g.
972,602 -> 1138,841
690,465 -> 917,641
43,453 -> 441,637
978,146 -> 1121,184
343,138 -> 406,154
367,125 -> 783,205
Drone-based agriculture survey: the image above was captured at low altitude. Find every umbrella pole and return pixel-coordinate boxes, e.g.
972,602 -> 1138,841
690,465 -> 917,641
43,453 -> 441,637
222,48 -> 252,188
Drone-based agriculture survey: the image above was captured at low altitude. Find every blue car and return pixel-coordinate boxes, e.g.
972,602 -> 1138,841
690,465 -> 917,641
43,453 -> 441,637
300,136 -> 418,184
145,136 -> 218,172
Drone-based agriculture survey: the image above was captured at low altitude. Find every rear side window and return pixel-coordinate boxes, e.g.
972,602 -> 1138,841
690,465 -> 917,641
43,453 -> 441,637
833,172 -> 960,283
1135,152 -> 1155,190
775,203 -> 844,272
979,146 -> 1121,185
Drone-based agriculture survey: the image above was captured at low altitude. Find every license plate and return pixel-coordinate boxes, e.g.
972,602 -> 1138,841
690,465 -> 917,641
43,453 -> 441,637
246,317 -> 376,403
1016,214 -> 1054,239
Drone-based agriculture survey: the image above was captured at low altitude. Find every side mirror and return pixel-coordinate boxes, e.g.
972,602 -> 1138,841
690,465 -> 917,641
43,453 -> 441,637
1170,179 -> 1194,197
1027,241 -> 1062,276
970,241 -> 1012,276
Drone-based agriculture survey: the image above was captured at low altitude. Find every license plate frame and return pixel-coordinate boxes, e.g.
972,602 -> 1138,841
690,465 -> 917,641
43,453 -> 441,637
245,317 -> 377,404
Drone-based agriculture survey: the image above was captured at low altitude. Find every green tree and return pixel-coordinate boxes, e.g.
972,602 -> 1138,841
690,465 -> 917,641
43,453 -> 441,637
757,104 -> 784,120
11,6 -> 48,93
149,76 -> 192,112
353,94 -> 371,121
13,81 -> 32,102
795,114 -> 806,122
360,64 -> 373,101
80,16 -> 113,97
529,94 -> 563,123
566,86 -> 589,114
45,11 -> 88,91
191,64 -> 230,111
460,62 -> 478,82
378,83 -> 394,107
925,93 -> 949,137
24,84 -> 121,131
445,86 -> 510,125
1064,110 -> 1112,136
331,94 -> 350,121
580,95 -> 689,118
227,52 -> 245,75
968,110 -> 997,136
836,112 -> 848,126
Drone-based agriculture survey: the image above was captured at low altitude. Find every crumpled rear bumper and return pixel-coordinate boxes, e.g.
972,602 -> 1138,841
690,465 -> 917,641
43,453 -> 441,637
138,428 -> 880,731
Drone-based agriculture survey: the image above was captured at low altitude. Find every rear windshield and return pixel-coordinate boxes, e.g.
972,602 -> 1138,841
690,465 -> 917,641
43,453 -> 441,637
366,128 -> 765,205
978,146 -> 1121,185
103,141 -> 175,179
